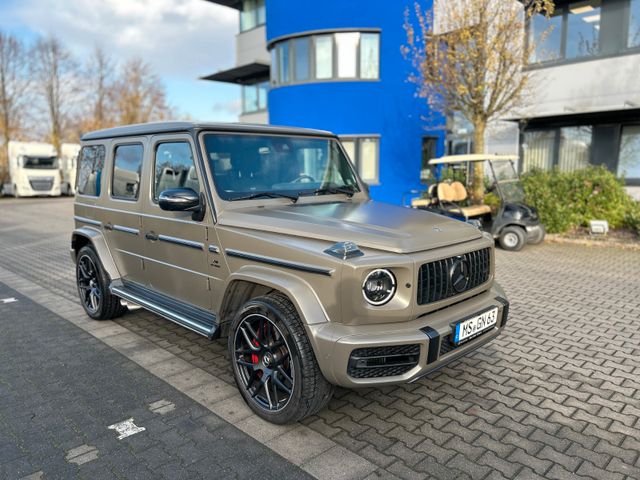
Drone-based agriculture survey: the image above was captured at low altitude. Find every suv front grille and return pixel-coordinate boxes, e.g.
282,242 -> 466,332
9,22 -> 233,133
417,248 -> 491,305
29,177 -> 54,191
347,344 -> 420,378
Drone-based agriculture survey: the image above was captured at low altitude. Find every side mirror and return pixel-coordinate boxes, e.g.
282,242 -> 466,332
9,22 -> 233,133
159,188 -> 206,221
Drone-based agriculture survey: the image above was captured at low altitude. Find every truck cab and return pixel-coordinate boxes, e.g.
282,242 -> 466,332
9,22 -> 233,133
4,141 -> 62,197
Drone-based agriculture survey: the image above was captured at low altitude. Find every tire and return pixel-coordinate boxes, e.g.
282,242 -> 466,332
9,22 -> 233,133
76,245 -> 127,320
228,292 -> 334,424
498,226 -> 526,251
528,224 -> 546,245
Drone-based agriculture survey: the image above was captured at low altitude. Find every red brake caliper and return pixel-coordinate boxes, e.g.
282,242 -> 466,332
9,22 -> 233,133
251,339 -> 260,365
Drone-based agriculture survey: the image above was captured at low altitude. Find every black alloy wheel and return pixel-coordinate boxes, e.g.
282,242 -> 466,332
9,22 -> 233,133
233,313 -> 294,412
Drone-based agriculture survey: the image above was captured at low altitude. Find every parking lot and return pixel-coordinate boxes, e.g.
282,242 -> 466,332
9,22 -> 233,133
1,197 -> 639,479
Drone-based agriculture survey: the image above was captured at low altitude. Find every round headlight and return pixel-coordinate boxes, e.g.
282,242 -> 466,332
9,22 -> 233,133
362,269 -> 397,306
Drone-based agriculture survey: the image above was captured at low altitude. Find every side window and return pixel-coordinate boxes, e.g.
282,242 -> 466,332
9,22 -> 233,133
112,144 -> 143,200
77,145 -> 106,196
154,142 -> 199,200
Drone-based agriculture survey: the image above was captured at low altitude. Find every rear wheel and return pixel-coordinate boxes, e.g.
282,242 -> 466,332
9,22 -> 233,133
229,293 -> 334,424
76,246 -> 127,320
499,226 -> 526,251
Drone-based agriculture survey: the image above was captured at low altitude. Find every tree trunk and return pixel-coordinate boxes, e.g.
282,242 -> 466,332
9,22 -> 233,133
470,120 -> 486,204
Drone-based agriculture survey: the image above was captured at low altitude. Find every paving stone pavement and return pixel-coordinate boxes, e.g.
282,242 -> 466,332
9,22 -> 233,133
0,281 -> 311,480
1,197 -> 640,479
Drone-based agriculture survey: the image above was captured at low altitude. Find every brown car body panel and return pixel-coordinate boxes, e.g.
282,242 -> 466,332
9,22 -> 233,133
72,122 -> 508,388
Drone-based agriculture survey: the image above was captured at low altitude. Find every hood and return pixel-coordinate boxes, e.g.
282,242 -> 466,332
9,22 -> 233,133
218,200 -> 483,254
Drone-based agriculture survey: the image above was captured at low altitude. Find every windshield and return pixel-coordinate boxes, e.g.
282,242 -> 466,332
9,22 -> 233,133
490,160 -> 525,203
22,155 -> 59,169
203,134 -> 360,201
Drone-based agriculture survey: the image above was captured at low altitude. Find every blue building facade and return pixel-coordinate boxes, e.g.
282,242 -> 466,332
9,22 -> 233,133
203,0 -> 445,205
265,0 -> 444,205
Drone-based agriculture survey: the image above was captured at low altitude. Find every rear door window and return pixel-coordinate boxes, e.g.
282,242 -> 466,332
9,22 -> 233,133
77,145 -> 106,196
112,144 -> 144,200
153,142 -> 199,201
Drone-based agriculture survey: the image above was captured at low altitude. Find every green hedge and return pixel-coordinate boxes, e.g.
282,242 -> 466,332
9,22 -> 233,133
521,167 -> 638,234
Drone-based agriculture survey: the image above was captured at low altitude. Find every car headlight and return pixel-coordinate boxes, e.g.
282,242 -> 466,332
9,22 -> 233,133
362,269 -> 397,306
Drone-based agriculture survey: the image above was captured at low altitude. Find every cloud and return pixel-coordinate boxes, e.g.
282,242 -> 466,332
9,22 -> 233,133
2,0 -> 238,79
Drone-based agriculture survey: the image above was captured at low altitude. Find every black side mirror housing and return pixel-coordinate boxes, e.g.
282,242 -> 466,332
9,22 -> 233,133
158,188 -> 206,221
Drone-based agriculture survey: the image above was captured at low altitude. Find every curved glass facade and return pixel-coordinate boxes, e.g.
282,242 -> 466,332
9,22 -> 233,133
270,31 -> 380,86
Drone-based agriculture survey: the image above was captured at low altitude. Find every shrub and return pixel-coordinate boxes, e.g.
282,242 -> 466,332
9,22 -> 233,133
522,167 -> 636,234
624,201 -> 640,235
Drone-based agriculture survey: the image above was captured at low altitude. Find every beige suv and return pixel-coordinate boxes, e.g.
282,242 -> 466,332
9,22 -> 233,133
71,122 -> 509,424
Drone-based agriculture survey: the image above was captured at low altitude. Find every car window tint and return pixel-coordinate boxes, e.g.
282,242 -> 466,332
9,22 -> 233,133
112,144 -> 143,200
77,145 -> 106,196
154,142 -> 199,200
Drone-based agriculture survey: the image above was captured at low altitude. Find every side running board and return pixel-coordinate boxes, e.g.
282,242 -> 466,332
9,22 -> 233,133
110,281 -> 218,339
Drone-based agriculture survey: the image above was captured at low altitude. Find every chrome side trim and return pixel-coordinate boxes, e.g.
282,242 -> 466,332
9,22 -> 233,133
225,249 -> 334,276
74,215 -> 101,227
113,225 -> 139,235
157,234 -> 204,250
110,285 -> 214,338
115,249 -> 212,278
208,245 -> 220,254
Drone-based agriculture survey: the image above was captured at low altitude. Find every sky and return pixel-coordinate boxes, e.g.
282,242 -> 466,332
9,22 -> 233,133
0,0 -> 242,122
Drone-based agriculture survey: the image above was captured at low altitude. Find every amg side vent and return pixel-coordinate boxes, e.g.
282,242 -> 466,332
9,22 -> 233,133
347,344 -> 420,378
417,248 -> 491,305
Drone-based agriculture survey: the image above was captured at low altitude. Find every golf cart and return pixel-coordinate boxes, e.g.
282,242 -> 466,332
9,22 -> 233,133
412,154 -> 545,251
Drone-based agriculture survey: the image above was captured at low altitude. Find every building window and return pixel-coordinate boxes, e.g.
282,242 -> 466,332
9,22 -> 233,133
566,1 -> 601,59
618,125 -> 640,180
522,130 -> 557,173
523,122 -> 640,183
293,37 -> 310,81
315,35 -> 333,79
242,81 -> 268,114
558,126 -> 592,171
112,144 -> 143,200
340,136 -> 379,184
630,0 -> 640,47
529,9 -> 563,63
240,0 -> 265,32
527,0 -> 640,65
270,31 -> 380,86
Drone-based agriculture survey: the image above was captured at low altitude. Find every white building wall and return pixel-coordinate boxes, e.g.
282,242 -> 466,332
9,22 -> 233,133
237,25 -> 270,66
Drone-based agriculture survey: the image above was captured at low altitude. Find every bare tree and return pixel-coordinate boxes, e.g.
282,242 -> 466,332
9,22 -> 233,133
0,32 -> 31,181
31,36 -> 79,156
403,0 -> 554,203
70,45 -> 118,138
114,57 -> 170,125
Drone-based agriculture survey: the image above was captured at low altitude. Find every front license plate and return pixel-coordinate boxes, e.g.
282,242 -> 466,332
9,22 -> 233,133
453,307 -> 498,345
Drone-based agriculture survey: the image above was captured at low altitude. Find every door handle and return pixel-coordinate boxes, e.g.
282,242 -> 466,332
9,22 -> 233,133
103,223 -> 113,231
145,232 -> 159,241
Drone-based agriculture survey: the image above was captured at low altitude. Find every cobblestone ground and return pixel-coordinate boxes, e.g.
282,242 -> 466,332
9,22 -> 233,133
1,197 -> 639,479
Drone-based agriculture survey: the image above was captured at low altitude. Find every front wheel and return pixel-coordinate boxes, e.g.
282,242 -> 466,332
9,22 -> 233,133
229,293 -> 334,424
499,226 -> 526,251
76,246 -> 127,320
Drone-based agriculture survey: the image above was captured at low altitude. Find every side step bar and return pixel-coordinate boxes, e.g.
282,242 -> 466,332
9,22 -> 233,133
110,282 -> 218,339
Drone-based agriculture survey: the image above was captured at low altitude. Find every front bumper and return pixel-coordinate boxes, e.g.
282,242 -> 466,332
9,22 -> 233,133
308,283 -> 508,388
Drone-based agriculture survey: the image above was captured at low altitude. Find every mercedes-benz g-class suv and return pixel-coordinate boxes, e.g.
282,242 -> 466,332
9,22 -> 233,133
71,122 -> 509,424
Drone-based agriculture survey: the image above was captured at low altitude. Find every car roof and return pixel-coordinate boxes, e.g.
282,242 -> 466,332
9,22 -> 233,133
81,121 -> 336,141
428,154 -> 518,165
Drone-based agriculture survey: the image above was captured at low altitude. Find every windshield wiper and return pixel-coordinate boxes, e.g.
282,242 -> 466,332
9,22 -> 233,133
231,192 -> 299,203
308,185 -> 359,198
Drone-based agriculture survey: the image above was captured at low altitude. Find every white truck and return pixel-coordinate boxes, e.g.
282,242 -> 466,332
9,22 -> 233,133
3,141 -> 62,197
60,143 -> 81,195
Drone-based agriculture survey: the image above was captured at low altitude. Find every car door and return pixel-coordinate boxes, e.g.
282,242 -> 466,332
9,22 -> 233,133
101,139 -> 146,283
141,134 -> 211,310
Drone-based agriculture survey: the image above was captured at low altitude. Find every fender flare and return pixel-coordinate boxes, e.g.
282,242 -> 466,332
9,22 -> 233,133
220,265 -> 332,327
70,226 -> 121,281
